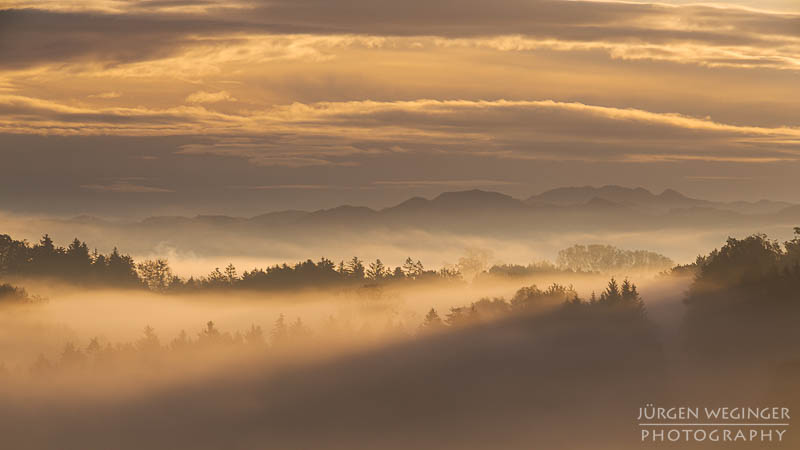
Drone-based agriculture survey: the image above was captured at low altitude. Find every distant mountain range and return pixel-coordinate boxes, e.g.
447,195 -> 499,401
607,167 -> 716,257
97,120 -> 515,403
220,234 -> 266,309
18,185 -> 792,261
525,185 -> 793,215
59,185 -> 799,238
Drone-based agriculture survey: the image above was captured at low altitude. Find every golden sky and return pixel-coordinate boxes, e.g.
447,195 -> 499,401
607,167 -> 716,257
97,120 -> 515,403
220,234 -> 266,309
1,0 -> 799,215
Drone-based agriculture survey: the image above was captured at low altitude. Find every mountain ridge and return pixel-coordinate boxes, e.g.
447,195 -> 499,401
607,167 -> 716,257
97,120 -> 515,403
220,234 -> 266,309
63,186 -> 797,230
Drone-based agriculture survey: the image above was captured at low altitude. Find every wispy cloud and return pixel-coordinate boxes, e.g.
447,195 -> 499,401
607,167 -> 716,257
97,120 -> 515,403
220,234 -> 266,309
185,90 -> 236,104
3,95 -> 799,166
685,175 -> 756,181
80,180 -> 174,193
2,2 -> 799,71
373,179 -> 523,188
227,184 -> 343,190
88,91 -> 122,99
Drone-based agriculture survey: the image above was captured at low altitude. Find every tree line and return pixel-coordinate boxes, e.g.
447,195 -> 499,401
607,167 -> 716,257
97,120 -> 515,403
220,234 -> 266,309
0,234 -> 139,287
682,227 -> 800,360
556,244 -> 674,273
420,277 -> 646,331
1,232 -> 675,294
0,233 -> 459,292
10,276 -> 651,378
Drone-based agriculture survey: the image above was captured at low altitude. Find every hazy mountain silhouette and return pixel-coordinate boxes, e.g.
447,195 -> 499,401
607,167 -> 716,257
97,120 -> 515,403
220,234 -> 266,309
380,190 -> 530,229
526,185 -> 791,215
526,185 -> 678,208
42,186 -> 800,258
64,186 -> 799,230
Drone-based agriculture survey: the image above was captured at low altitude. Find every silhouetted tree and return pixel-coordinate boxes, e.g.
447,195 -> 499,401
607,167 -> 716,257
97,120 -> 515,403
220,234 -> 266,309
557,244 -> 673,273
107,247 -> 139,286
137,259 -> 173,291
137,326 -> 161,352
457,248 -> 492,280
65,238 -> 91,278
224,263 -> 238,284
171,330 -> 190,350
511,283 -> 576,311
367,259 -> 387,281
289,318 -> 311,341
347,257 -> 365,279
198,321 -> 221,345
271,314 -> 288,346
244,324 -> 265,346
683,229 -> 800,360
60,342 -> 86,368
420,308 -> 444,332
403,258 -> 424,279
0,283 -> 35,304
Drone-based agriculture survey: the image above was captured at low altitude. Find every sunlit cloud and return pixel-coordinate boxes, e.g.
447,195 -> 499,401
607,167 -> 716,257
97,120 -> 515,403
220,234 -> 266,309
3,95 -> 798,167
623,154 -> 793,163
186,90 -> 236,103
88,91 -> 122,99
2,0 -> 799,210
436,36 -> 800,71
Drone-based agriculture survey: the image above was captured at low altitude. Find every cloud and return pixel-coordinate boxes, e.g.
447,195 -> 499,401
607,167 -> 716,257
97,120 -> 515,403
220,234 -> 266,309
0,94 -> 235,134
176,139 -> 364,167
373,179 -> 523,188
1,1 -> 798,72
80,180 -> 174,193
185,90 -> 236,103
88,91 -> 122,99
684,175 -> 756,181
622,154 -> 791,163
2,94 -> 799,166
435,35 -> 800,71
227,184 -> 342,190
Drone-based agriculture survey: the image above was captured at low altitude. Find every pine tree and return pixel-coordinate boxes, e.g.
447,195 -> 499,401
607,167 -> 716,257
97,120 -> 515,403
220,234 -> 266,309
224,263 -> 238,284
347,257 -> 365,279
367,259 -> 386,280
420,308 -> 444,331
271,314 -> 288,345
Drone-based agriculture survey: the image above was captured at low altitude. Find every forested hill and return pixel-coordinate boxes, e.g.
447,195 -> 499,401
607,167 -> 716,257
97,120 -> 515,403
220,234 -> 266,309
1,233 -> 673,293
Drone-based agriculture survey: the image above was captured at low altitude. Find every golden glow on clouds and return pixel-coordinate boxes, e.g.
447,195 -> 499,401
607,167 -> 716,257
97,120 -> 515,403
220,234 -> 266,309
8,93 -> 793,167
1,0 -> 799,171
441,36 -> 800,71
186,90 -> 237,104
4,95 -> 798,139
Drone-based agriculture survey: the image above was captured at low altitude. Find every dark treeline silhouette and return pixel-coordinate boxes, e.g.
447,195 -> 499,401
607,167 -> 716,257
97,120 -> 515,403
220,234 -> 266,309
0,233 -> 460,292
0,234 -> 139,287
1,233 -> 675,293
684,227 -> 800,362
0,283 -> 43,304
423,278 -> 647,332
162,256 -> 462,293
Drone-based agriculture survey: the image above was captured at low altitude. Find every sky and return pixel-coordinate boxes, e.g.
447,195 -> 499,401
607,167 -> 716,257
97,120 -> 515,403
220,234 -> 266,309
1,0 -> 799,217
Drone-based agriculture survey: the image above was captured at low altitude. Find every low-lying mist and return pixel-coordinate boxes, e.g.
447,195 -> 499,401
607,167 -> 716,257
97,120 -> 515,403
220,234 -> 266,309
1,224 -> 799,449
0,271 -> 794,450
4,208 -> 798,277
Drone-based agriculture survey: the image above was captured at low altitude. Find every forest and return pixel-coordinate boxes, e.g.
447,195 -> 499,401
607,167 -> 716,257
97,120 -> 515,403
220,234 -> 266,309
2,228 -> 798,373
1,228 -> 798,449
0,233 -> 673,294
